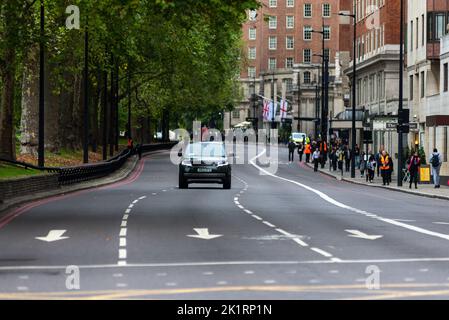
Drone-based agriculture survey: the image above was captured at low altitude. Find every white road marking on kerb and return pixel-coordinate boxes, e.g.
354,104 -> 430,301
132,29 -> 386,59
250,149 -> 449,243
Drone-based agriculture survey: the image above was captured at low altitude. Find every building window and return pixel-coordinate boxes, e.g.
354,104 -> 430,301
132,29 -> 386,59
248,10 -> 257,21
304,3 -> 312,18
269,16 -> 277,29
249,28 -> 256,40
269,36 -> 277,50
269,0 -> 277,8
409,75 -> 414,100
421,71 -> 425,98
286,79 -> 293,92
304,71 -> 311,84
248,47 -> 256,60
232,110 -> 240,119
287,0 -> 294,8
286,16 -> 294,29
422,14 -> 425,46
286,36 -> 294,49
248,67 -> 256,78
304,26 -> 312,40
323,26 -> 331,40
303,49 -> 311,63
410,20 -> 413,51
444,63 -> 448,92
286,57 -> 294,69
428,12 -> 448,41
322,3 -> 331,18
268,58 -> 277,70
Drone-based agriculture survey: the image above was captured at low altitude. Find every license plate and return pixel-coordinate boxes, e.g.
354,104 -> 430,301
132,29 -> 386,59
197,168 -> 212,173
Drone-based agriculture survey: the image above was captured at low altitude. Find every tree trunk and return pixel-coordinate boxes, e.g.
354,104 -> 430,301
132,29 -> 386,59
19,44 -> 39,156
0,47 -> 16,160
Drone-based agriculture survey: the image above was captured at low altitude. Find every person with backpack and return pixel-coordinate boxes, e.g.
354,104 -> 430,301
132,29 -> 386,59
429,148 -> 442,188
297,142 -> 304,162
408,151 -> 421,189
366,155 -> 376,183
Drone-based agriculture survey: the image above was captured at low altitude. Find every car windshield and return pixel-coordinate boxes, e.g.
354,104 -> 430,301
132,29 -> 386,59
185,143 -> 226,158
292,133 -> 303,139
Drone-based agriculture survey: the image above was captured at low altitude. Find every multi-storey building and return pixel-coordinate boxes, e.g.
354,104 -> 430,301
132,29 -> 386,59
228,0 -> 352,139
344,0 -> 405,162
407,0 -> 449,183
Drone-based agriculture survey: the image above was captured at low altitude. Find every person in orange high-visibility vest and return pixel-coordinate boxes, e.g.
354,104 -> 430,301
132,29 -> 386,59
304,143 -> 311,163
380,150 -> 390,186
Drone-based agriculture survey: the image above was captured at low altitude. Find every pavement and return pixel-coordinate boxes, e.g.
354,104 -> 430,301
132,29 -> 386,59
305,161 -> 449,201
2,145 -> 449,299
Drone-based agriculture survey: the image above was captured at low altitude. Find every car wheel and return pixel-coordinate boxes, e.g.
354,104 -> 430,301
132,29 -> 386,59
223,176 -> 231,189
179,174 -> 188,189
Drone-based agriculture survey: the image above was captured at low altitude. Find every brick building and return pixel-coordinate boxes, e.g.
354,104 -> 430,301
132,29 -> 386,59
227,0 -> 352,139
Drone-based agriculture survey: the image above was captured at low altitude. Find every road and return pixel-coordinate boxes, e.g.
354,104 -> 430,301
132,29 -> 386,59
1,146 -> 449,299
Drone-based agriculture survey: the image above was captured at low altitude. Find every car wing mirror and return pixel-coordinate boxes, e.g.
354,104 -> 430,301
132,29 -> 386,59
178,151 -> 182,157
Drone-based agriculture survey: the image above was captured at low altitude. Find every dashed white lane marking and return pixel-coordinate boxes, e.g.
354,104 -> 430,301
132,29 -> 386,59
17,286 -> 29,291
217,281 -> 228,285
237,205 -> 244,209
139,196 -> 147,200
311,247 -> 333,258
329,270 -> 340,274
244,209 -> 253,214
116,283 -> 128,288
264,280 -> 276,284
251,215 -> 263,221
152,193 -> 157,196
120,238 -> 127,247
309,279 -> 321,284
234,197 -> 239,201
244,270 -> 255,274
263,221 -> 276,228
203,272 -> 214,276
165,282 -> 177,286
18,275 -> 29,280
157,273 -> 167,277
119,249 -> 127,259
125,209 -> 131,214
132,200 -> 138,204
251,149 -> 449,244
123,214 -> 129,220
117,261 -> 127,266
292,237 -> 309,247
433,222 -> 449,225
121,221 -> 127,227
113,273 -> 123,278
419,268 -> 429,272
120,228 -> 127,237
404,278 -> 415,282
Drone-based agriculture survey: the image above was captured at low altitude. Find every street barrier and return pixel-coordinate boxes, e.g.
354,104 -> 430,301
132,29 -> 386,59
0,142 -> 176,186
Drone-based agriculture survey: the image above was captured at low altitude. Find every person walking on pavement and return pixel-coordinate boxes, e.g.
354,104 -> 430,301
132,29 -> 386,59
380,151 -> 390,186
305,143 -> 311,163
360,151 -> 366,178
344,146 -> 351,172
375,149 -> 382,177
288,139 -> 296,162
387,153 -> 394,184
297,142 -> 304,162
429,148 -> 442,188
319,140 -> 328,169
312,148 -> 321,172
330,147 -> 338,171
337,147 -> 344,172
354,144 -> 361,169
367,155 -> 376,183
136,143 -> 143,160
408,151 -> 421,189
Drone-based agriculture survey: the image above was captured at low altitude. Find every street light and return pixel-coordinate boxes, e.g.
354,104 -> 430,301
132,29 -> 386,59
397,0 -> 405,187
338,11 -> 357,179
38,0 -> 45,167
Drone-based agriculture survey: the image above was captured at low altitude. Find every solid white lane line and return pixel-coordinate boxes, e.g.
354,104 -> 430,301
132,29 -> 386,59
311,247 -> 333,258
121,221 -> 127,227
119,249 -> 127,259
120,228 -> 127,237
251,215 -> 263,221
263,221 -> 276,228
120,238 -> 127,247
251,149 -> 449,243
292,237 -> 309,247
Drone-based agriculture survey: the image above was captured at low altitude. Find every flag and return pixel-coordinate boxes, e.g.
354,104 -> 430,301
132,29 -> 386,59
267,101 -> 274,121
262,100 -> 269,121
280,100 -> 288,119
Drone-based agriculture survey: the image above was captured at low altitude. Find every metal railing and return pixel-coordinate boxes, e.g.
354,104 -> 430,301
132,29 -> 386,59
0,142 -> 176,186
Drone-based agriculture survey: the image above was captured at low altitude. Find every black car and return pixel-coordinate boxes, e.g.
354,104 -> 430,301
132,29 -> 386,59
178,142 -> 231,189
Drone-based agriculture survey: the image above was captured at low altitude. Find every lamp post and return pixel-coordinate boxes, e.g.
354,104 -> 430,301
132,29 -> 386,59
83,17 -> 89,163
38,0 -> 45,167
311,27 -> 325,140
397,0 -> 405,187
338,11 -> 357,179
271,72 -> 276,130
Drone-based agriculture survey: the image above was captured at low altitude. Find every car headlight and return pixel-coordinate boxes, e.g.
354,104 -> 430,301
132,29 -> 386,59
181,160 -> 193,166
217,161 -> 229,167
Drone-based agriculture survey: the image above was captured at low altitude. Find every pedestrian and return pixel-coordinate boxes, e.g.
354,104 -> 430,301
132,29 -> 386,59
429,148 -> 442,188
407,151 -> 421,189
288,139 -> 296,162
387,153 -> 394,184
367,155 -> 376,183
360,151 -> 366,178
337,147 -> 344,173
319,140 -> 328,169
312,148 -> 321,172
375,149 -> 382,177
305,143 -> 311,163
354,144 -> 361,169
344,146 -> 351,172
127,137 -> 134,150
380,151 -> 390,186
330,147 -> 338,171
297,142 -> 304,162
136,143 -> 143,160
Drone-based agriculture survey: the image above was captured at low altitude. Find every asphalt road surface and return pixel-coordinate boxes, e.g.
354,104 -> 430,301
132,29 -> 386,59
1,145 -> 449,300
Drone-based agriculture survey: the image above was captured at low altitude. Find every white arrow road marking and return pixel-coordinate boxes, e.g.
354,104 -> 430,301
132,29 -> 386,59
346,229 -> 383,240
187,228 -> 222,240
35,230 -> 69,242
